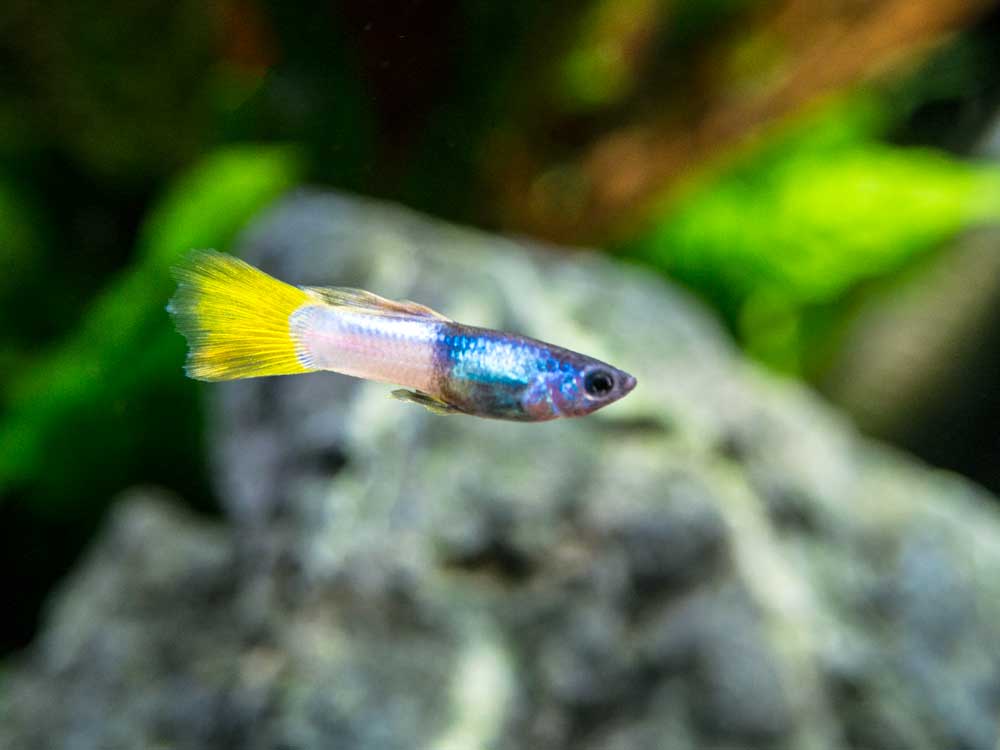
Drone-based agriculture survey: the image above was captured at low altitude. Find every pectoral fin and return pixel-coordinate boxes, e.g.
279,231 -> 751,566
391,389 -> 460,415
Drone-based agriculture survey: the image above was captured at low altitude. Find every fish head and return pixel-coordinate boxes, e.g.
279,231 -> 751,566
522,356 -> 636,420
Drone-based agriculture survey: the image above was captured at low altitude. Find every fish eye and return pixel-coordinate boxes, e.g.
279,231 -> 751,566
584,369 -> 615,398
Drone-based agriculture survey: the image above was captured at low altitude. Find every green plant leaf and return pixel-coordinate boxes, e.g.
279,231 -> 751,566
0,145 -> 303,510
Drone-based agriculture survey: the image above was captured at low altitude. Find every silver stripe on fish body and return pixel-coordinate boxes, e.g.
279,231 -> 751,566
292,305 -> 442,393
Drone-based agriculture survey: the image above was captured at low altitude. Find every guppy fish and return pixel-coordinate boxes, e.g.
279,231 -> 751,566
168,250 -> 636,421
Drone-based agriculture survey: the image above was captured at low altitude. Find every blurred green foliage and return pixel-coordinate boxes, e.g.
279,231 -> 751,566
0,142 -> 301,652
0,0 -> 216,179
557,0 -> 759,112
0,146 -> 302,509
0,178 -> 46,380
627,96 -> 1000,372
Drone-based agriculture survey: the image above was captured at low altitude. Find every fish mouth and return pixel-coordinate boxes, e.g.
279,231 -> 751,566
621,373 -> 637,394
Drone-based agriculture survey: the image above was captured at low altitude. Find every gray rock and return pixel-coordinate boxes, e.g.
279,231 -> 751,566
4,192 -> 1000,750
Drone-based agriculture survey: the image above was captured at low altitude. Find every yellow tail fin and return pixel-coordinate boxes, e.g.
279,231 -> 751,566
168,250 -> 312,381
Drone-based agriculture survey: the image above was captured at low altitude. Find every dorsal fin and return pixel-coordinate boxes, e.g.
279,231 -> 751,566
302,286 -> 451,321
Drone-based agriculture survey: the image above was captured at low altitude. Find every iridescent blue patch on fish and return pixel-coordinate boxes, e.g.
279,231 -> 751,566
433,323 -> 636,421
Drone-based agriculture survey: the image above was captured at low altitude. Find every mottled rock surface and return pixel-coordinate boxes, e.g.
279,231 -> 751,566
4,193 -> 1000,750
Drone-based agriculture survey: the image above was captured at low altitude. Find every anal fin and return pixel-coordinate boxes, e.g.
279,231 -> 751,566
391,389 -> 460,415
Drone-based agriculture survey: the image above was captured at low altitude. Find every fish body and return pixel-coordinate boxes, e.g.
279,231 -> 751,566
168,250 -> 636,421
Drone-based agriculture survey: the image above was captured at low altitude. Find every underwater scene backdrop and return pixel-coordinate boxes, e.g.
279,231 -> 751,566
2,2 -> 1000,748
